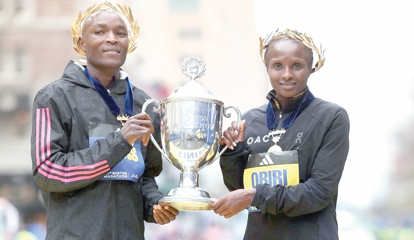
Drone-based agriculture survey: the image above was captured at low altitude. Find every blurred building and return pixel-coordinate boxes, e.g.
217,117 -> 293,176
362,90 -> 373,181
0,0 -> 267,174
0,0 -> 267,239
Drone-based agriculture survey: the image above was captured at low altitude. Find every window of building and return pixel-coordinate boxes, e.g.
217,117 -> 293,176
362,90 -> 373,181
0,0 -> 33,19
15,48 -> 23,73
0,46 -> 29,80
14,0 -> 22,14
169,0 -> 199,12
0,47 -> 3,72
179,29 -> 202,40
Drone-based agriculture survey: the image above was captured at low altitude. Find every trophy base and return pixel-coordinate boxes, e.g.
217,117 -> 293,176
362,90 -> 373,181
158,187 -> 216,211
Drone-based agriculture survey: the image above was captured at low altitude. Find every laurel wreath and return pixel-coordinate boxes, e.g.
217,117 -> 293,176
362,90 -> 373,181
259,29 -> 325,73
181,57 -> 206,80
71,2 -> 140,57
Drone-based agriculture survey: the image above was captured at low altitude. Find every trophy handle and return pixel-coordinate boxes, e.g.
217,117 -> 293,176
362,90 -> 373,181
142,99 -> 174,164
207,105 -> 242,166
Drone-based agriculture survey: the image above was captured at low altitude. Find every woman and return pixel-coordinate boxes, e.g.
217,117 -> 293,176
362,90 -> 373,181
211,29 -> 349,240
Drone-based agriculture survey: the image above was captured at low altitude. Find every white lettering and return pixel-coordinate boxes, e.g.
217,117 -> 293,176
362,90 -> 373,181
295,132 -> 303,144
247,134 -> 271,145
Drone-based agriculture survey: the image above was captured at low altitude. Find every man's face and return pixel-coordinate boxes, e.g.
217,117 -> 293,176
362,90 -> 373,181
266,39 -> 313,105
79,11 -> 129,71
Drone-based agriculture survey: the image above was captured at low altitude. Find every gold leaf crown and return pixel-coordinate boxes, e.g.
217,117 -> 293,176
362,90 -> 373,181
259,29 -> 325,72
71,2 -> 140,57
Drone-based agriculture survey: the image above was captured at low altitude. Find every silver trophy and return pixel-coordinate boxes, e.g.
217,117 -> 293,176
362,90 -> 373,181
142,57 -> 241,211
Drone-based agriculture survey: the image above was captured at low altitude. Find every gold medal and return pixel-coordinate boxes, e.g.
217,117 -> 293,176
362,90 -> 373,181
116,115 -> 129,127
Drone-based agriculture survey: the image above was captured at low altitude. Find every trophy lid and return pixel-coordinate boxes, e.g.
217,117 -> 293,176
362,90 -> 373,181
167,57 -> 220,101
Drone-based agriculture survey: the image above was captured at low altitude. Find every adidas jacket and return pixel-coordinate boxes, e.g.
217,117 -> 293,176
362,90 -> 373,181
30,61 -> 163,240
219,89 -> 349,240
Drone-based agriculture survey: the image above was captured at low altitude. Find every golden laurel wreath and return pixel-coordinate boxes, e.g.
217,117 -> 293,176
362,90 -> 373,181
259,29 -> 325,72
71,2 -> 140,57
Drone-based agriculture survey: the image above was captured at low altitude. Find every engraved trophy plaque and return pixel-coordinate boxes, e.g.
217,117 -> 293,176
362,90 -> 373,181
142,57 -> 241,211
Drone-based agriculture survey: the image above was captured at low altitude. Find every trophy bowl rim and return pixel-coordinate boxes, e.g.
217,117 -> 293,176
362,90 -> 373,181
160,97 -> 224,106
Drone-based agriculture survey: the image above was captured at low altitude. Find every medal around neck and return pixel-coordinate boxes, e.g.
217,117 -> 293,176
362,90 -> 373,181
268,129 -> 285,153
268,144 -> 283,153
116,115 -> 129,126
142,57 -> 241,211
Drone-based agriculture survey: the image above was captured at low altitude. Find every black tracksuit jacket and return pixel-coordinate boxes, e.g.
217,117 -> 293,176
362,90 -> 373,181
220,88 -> 350,240
30,61 -> 163,240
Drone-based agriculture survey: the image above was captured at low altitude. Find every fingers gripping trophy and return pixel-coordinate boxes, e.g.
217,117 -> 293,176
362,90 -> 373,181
142,57 -> 241,211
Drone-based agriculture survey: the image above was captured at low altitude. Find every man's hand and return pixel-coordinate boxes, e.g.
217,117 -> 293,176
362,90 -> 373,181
220,120 -> 246,150
121,113 -> 154,146
153,204 -> 179,225
211,189 -> 256,219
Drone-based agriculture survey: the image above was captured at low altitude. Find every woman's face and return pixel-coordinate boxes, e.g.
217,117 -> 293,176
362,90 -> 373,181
266,39 -> 313,106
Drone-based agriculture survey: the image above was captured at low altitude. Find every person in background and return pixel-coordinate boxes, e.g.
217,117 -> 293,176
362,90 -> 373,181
30,3 -> 178,240
212,29 -> 349,240
0,197 -> 20,240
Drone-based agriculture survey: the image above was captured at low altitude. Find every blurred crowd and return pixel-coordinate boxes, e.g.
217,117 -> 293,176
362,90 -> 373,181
0,171 -> 249,240
1,171 -> 414,240
0,199 -> 46,240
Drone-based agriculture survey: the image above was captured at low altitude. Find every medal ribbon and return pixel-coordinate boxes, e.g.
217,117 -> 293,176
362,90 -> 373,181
266,89 -> 315,131
84,68 -> 134,117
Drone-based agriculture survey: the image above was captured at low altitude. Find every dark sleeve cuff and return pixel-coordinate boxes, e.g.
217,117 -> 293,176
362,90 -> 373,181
117,130 -> 133,148
104,131 -> 133,168
220,141 -> 245,157
251,184 -> 271,214
144,195 -> 164,223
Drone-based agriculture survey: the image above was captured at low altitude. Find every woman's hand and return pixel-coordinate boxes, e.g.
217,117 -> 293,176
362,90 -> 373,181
211,189 -> 256,218
220,120 -> 246,150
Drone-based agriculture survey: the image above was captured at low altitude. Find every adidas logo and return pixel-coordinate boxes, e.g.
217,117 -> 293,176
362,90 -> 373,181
259,155 -> 274,166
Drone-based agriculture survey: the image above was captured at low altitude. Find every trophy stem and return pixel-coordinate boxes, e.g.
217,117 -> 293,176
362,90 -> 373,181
158,161 -> 215,211
159,170 -> 214,211
179,169 -> 199,188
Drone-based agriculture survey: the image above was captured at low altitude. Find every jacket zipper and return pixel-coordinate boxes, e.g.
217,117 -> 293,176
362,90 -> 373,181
276,111 -> 283,130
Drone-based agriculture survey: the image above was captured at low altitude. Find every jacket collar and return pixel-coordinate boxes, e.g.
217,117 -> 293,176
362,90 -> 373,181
266,86 -> 309,113
61,61 -> 130,94
266,86 -> 315,130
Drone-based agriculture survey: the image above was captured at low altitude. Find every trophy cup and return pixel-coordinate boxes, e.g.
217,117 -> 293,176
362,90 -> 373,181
142,57 -> 241,211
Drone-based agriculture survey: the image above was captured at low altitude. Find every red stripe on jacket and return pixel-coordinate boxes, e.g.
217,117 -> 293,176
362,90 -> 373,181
35,107 -> 110,182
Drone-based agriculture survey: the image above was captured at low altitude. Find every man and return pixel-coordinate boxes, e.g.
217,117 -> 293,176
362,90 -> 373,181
30,3 -> 178,240
212,29 -> 349,240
